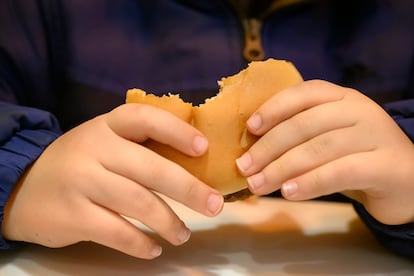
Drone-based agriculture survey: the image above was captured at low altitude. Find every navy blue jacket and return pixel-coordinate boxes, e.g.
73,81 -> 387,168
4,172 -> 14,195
1,0 -> 414,258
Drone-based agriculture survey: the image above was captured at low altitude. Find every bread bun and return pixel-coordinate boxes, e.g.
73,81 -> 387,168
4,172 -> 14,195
126,58 -> 303,200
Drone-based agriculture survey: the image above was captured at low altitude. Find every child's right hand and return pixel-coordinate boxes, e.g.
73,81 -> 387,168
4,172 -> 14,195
2,103 -> 224,259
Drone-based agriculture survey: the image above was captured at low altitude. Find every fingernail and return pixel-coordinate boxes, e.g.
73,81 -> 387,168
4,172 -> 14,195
247,172 -> 265,192
207,193 -> 223,215
192,135 -> 208,155
282,181 -> 298,197
151,245 -> 162,258
236,152 -> 252,172
247,113 -> 262,131
177,227 -> 191,244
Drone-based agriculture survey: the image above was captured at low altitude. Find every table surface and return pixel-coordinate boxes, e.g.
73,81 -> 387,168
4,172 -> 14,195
0,197 -> 413,276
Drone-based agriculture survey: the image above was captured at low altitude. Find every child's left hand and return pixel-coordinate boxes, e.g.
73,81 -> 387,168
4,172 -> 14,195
237,80 -> 414,225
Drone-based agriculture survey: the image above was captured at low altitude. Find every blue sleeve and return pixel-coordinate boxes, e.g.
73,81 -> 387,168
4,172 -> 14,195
384,99 -> 414,141
0,1 -> 63,249
0,102 -> 61,249
352,99 -> 414,259
353,201 -> 414,259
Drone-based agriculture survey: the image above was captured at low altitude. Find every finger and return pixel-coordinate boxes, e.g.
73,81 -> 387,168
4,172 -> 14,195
100,139 -> 223,217
246,126 -> 375,195
83,204 -> 163,260
85,168 -> 191,247
279,152 -> 377,201
280,151 -> 414,225
246,80 -> 347,136
237,99 -> 357,176
106,103 -> 208,156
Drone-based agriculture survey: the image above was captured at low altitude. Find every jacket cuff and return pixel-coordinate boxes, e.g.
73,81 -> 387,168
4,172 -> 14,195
353,201 -> 414,259
0,128 -> 60,249
383,99 -> 414,141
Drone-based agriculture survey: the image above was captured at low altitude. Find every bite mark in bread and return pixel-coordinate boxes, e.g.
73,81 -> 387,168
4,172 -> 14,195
126,58 -> 303,200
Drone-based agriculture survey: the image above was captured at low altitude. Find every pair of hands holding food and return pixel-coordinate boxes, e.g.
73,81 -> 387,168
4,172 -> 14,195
3,80 -> 414,259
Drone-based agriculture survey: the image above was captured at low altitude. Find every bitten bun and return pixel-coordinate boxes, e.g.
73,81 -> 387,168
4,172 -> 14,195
126,58 -> 303,200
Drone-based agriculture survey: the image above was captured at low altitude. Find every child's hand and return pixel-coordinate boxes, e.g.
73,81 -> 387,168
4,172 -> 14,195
3,104 -> 223,259
237,80 -> 414,225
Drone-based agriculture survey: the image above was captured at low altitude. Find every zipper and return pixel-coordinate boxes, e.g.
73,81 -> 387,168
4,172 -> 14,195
242,18 -> 265,61
226,0 -> 311,62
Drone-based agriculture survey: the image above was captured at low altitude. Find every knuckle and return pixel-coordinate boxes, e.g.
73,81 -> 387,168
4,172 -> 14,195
122,104 -> 155,128
136,192 -> 159,216
111,227 -> 139,249
146,157 -> 163,182
110,228 -> 155,259
268,159 -> 287,183
304,79 -> 346,99
258,134 -> 274,156
307,79 -> 328,86
181,179 -> 198,203
308,170 -> 325,195
336,158 -> 360,182
249,131 -> 279,170
106,103 -> 157,141
290,114 -> 312,136
305,79 -> 337,91
133,105 -> 156,131
305,137 -> 328,159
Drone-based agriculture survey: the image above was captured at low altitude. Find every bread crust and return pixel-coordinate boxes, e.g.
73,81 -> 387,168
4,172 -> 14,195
126,59 -> 303,199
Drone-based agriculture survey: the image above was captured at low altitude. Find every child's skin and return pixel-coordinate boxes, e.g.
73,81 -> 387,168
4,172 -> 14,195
237,80 -> 414,225
3,104 -> 224,259
3,80 -> 414,260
